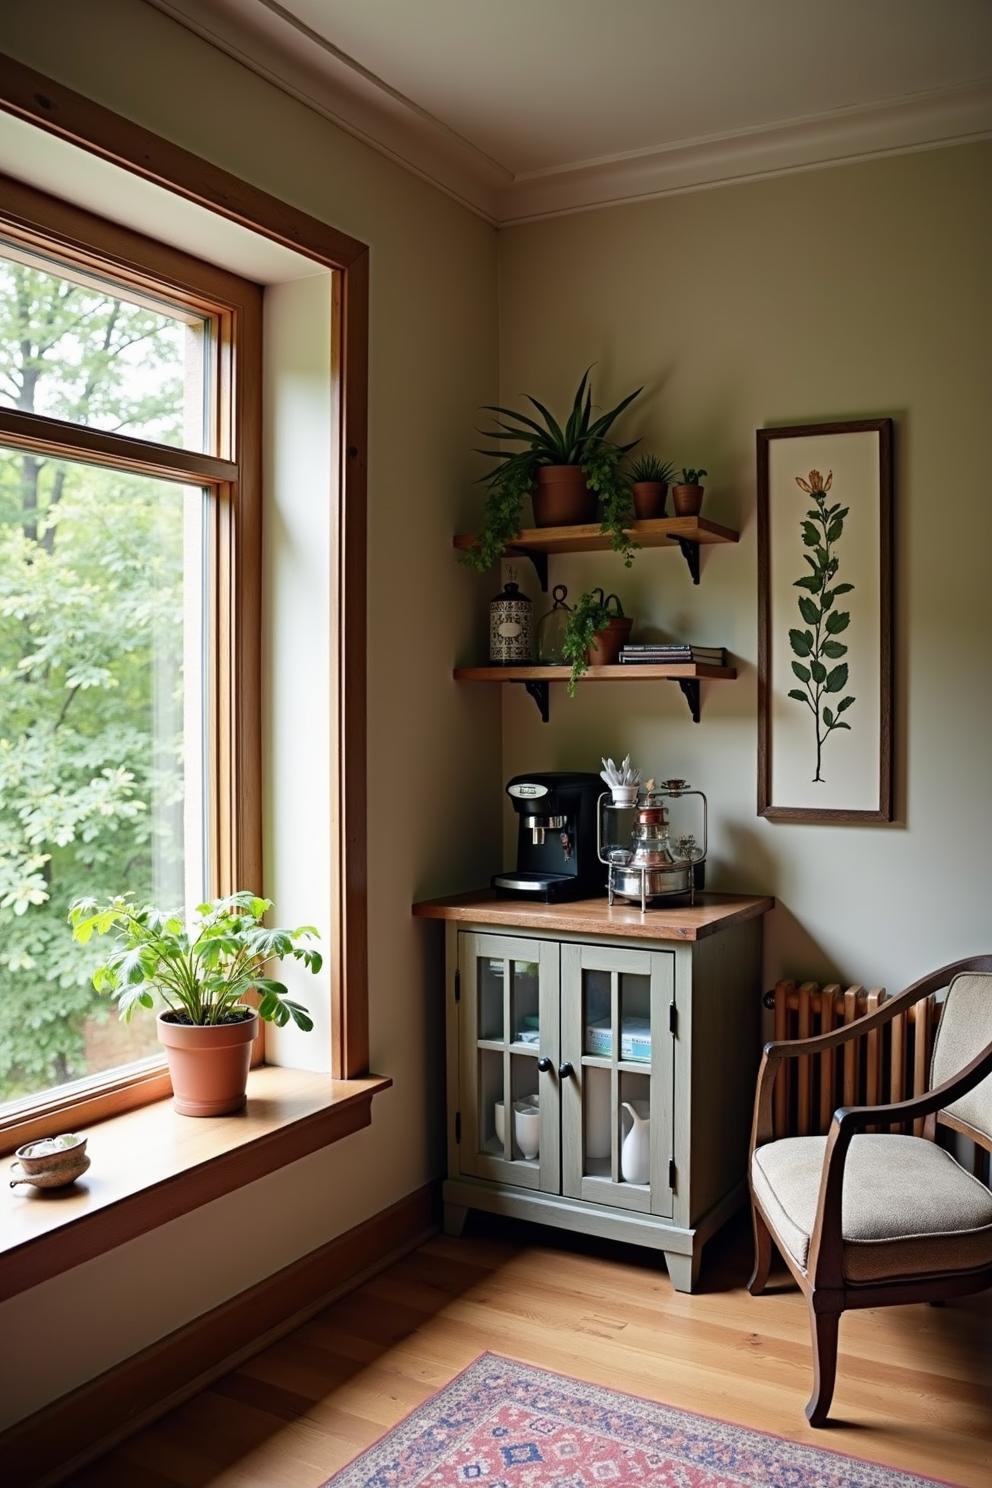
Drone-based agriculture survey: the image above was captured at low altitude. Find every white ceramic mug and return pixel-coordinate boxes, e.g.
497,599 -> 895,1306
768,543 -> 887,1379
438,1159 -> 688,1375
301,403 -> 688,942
513,1097 -> 540,1160
494,1100 -> 505,1147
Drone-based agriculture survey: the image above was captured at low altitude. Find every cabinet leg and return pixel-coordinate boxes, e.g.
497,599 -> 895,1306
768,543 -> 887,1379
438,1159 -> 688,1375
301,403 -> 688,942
665,1249 -> 701,1293
443,1202 -> 469,1238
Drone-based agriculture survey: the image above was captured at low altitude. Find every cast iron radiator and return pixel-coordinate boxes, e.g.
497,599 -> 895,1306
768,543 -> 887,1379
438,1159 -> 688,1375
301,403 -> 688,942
763,980 -> 944,1141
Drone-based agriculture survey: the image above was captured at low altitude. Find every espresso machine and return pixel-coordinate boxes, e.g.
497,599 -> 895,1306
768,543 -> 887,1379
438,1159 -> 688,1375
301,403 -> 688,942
493,772 -> 604,901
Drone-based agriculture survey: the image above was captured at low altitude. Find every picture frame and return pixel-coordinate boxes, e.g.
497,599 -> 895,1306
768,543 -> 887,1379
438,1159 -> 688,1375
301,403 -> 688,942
757,418 -> 893,823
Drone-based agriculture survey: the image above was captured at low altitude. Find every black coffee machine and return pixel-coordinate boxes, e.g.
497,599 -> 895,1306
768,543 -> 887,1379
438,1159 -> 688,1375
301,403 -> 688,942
493,772 -> 604,901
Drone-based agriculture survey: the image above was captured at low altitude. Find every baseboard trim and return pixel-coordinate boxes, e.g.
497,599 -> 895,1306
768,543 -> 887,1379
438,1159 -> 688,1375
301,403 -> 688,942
2,1180 -> 440,1488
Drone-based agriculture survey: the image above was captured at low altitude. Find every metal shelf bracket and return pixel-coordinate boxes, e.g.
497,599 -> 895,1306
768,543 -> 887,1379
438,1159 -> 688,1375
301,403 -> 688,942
515,549 -> 548,592
675,537 -> 701,585
677,679 -> 701,723
521,679 -> 550,722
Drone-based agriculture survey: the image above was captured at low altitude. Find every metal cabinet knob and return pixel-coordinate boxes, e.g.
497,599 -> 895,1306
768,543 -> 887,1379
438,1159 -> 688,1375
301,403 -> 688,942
558,1061 -> 574,1080
536,1056 -> 552,1073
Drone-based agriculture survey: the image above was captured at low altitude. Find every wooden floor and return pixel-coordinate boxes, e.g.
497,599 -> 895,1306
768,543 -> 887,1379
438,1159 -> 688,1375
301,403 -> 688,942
71,1214 -> 992,1487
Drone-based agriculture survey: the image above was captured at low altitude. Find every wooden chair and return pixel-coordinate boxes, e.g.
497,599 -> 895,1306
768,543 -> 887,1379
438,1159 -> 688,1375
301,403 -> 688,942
747,956 -> 992,1426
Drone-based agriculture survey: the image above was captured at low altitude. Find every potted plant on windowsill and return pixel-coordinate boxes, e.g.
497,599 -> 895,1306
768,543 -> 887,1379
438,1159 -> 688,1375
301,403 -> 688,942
68,892 -> 319,1116
671,467 -> 708,517
561,589 -> 632,695
462,369 -> 643,571
628,454 -> 676,520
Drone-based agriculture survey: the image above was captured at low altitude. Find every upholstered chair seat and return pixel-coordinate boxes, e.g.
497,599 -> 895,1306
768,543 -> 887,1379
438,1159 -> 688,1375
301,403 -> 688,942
752,1133 -> 992,1282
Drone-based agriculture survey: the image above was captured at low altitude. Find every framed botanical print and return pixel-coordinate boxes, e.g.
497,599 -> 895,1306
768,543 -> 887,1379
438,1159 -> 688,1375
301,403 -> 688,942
757,419 -> 893,822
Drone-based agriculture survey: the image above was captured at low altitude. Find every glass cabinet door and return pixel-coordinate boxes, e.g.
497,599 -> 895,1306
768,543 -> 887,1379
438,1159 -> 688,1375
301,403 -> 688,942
458,932 -> 560,1193
560,943 -> 674,1216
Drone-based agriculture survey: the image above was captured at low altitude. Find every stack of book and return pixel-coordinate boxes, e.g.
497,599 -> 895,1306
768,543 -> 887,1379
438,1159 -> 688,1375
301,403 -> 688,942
619,643 -> 727,667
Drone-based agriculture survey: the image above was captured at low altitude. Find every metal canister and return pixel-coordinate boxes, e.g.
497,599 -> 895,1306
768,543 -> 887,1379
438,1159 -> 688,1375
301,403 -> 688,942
489,575 -> 533,664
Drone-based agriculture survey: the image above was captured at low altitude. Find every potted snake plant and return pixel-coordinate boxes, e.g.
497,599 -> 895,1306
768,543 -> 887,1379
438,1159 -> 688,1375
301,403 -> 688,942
462,369 -> 643,570
69,892 -> 319,1116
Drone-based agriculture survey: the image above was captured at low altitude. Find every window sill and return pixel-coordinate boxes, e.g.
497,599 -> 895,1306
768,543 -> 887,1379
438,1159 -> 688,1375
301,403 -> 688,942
0,1066 -> 391,1302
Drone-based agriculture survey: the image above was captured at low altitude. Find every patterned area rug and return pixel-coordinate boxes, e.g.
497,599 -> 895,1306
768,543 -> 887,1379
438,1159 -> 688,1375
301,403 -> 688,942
322,1353 -> 952,1486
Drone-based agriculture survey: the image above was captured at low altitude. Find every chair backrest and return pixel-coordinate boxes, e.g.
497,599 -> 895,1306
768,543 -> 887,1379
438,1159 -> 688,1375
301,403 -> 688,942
931,972 -> 992,1150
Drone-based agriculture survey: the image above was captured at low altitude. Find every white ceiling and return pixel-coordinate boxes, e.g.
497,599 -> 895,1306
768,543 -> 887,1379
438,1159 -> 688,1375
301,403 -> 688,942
153,0 -> 992,222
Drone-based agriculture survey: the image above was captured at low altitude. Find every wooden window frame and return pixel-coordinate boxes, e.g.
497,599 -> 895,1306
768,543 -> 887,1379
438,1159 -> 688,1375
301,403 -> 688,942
0,57 -> 370,1156
0,173 -> 263,1150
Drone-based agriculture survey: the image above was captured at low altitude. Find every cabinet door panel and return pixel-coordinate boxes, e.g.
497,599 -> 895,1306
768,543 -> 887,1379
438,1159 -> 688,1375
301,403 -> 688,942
561,942 -> 674,1217
458,932 -> 560,1193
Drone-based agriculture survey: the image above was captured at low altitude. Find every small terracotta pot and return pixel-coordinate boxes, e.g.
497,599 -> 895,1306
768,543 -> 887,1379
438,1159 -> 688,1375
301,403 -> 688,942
588,616 -> 633,667
631,481 -> 668,520
157,1010 -> 258,1116
532,465 -> 596,527
671,483 -> 704,517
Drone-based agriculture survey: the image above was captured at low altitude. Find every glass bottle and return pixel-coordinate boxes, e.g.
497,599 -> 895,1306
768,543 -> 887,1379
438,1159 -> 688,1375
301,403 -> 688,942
536,584 -> 571,664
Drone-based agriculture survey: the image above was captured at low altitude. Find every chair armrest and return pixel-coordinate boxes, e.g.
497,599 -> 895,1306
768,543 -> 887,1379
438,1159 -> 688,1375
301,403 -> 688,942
805,1031 -> 992,1286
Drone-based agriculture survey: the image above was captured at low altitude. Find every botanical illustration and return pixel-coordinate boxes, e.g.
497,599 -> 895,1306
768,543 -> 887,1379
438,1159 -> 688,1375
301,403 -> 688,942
787,469 -> 855,782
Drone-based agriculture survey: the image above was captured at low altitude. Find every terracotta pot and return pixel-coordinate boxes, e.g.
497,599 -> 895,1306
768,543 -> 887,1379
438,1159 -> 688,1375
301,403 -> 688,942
631,481 -> 668,520
157,1010 -> 258,1116
588,616 -> 633,667
532,465 -> 596,527
671,483 -> 704,517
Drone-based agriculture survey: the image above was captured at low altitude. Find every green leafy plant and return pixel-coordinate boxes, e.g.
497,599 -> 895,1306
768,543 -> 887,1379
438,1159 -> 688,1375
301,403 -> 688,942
68,892 -> 319,1030
462,369 -> 642,571
561,589 -> 618,696
679,467 -> 708,485
787,468 -> 856,782
585,442 -> 638,567
629,454 -> 676,484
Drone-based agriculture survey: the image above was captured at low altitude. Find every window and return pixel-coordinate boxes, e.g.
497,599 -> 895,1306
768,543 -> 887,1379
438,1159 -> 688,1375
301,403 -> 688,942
0,179 -> 261,1138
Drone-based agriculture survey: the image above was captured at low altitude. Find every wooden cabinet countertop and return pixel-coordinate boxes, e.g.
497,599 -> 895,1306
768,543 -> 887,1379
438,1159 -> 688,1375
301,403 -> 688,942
412,889 -> 774,943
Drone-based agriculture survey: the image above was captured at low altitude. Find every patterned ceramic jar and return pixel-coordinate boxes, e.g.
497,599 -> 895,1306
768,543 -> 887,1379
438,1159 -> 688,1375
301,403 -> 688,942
489,577 -> 533,664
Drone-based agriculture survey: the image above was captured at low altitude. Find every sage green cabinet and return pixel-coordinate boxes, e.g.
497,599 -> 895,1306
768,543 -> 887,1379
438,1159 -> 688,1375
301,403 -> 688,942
458,933 -> 560,1196
439,908 -> 765,1292
560,942 -> 674,1219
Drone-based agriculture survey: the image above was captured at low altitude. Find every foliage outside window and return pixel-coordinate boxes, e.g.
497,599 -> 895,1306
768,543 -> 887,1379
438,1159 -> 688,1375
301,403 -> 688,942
0,241 -> 235,1114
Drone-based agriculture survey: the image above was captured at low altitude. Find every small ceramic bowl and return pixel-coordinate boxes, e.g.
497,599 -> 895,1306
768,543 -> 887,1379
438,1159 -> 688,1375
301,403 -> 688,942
10,1133 -> 90,1190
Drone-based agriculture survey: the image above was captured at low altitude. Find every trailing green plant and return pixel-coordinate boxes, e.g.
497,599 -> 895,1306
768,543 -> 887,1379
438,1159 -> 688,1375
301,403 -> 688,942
561,589 -> 619,696
585,442 -> 638,567
679,467 -> 708,485
68,891 -> 319,1030
461,369 -> 642,571
787,468 -> 856,783
629,454 -> 676,484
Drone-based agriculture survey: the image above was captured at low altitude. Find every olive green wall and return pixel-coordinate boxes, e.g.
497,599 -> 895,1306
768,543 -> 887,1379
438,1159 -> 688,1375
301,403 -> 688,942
496,141 -> 992,989
0,0 -> 499,1426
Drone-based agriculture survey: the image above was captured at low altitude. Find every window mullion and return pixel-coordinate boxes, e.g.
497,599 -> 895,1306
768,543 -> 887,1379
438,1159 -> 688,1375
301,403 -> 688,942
0,406 -> 237,485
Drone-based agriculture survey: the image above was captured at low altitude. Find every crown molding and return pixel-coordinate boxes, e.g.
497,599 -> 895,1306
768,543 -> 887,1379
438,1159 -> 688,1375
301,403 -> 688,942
148,0 -> 508,222
499,79 -> 992,223
148,1 -> 992,226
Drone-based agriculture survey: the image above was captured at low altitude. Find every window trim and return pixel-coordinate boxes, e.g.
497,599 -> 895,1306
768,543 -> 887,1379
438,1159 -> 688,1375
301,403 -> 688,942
0,54 -> 371,1139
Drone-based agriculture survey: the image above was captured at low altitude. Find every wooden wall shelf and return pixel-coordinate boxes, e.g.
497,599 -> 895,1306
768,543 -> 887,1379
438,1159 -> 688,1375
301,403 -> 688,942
453,663 -> 736,723
453,515 -> 738,589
